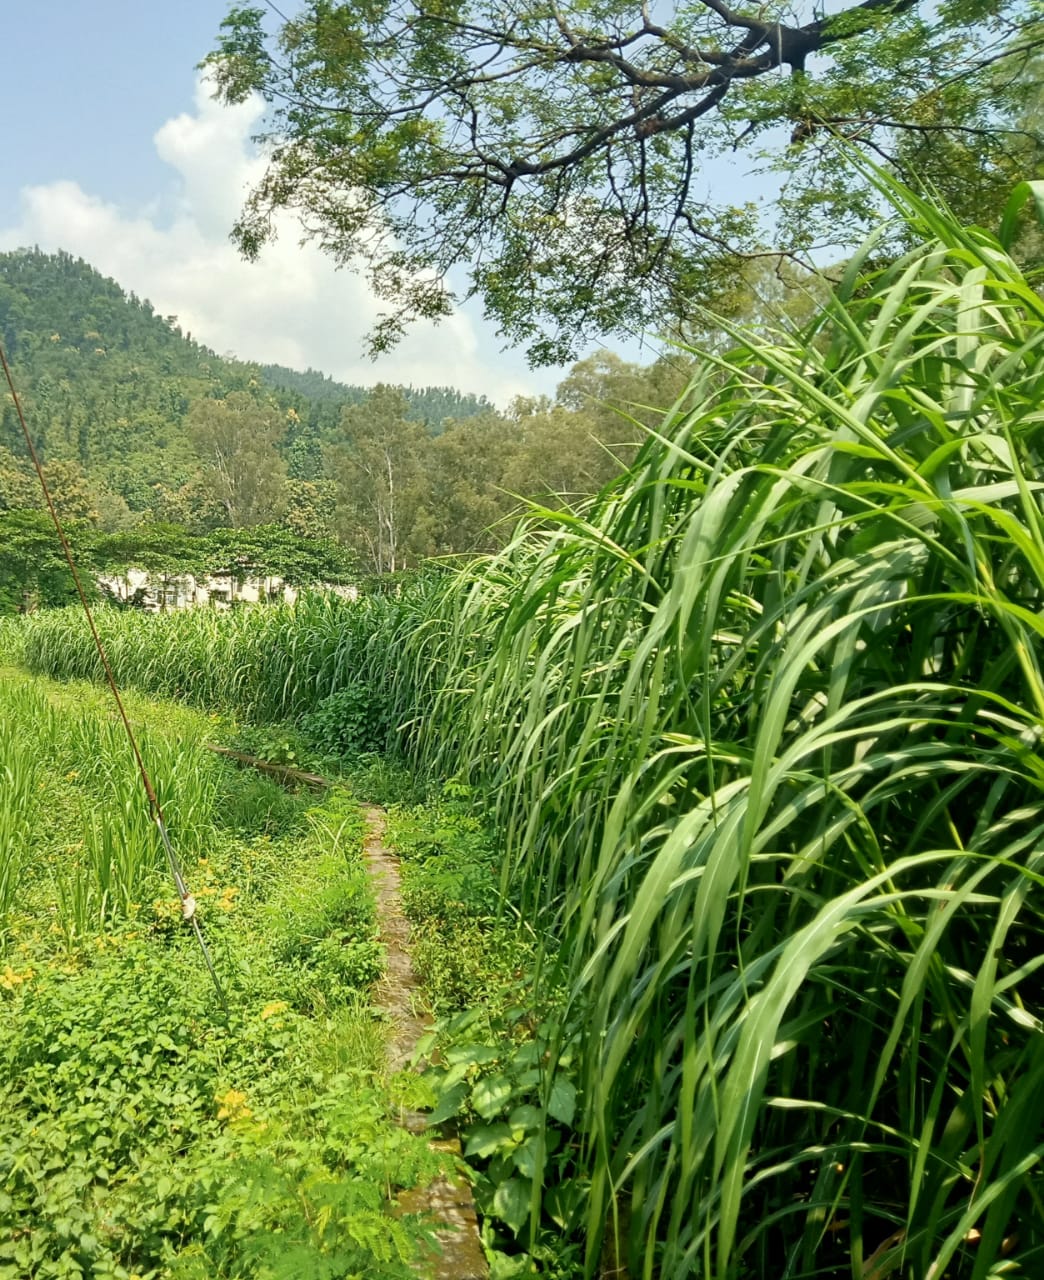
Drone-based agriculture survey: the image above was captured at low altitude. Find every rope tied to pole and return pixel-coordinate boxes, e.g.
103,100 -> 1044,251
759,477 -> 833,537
0,337 -> 228,1017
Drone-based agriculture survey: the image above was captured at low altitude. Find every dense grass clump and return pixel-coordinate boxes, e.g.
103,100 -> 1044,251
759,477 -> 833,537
14,585 -> 441,731
389,185 -> 1044,1277
0,674 -> 229,938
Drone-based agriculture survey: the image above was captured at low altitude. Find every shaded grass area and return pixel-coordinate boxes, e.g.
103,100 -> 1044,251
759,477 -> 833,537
383,798 -> 585,1280
0,671 -> 447,1279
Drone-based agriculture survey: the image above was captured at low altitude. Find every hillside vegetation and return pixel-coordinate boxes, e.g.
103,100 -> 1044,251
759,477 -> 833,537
0,248 -> 697,592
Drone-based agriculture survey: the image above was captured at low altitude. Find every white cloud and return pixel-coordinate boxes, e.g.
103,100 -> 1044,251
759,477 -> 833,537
0,76 -> 538,405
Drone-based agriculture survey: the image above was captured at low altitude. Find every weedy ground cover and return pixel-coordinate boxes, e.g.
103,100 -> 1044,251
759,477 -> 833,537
384,796 -> 583,1279
0,670 -> 447,1279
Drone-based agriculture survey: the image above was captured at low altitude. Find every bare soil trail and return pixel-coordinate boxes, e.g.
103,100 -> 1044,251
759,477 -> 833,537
362,805 -> 488,1280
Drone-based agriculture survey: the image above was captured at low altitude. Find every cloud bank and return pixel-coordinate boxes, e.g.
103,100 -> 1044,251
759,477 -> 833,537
0,78 -> 536,404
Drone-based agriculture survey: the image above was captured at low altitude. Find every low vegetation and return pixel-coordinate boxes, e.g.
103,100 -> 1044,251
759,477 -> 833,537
0,670 -> 444,1279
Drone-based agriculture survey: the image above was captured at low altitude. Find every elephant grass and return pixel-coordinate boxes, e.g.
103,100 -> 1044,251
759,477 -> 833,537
394,184 -> 1044,1278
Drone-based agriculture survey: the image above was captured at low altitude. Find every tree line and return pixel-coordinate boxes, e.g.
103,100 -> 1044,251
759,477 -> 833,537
0,247 -> 720,595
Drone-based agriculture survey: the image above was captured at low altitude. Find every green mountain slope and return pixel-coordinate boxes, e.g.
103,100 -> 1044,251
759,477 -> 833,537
0,248 -> 695,592
0,248 -> 493,524
258,362 -> 491,430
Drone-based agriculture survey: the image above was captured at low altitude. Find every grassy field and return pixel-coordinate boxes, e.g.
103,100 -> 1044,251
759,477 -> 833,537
0,668 -> 446,1280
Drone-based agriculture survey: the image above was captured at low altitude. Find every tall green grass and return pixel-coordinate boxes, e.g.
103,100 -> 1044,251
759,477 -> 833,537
11,181 -> 1044,1275
16,588 -> 441,726
0,691 -> 42,930
391,184 -> 1044,1277
0,676 -> 229,938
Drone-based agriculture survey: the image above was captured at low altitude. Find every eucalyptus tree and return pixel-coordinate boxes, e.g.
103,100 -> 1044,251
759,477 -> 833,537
327,385 -> 431,574
186,391 -> 289,528
207,1 -> 1041,363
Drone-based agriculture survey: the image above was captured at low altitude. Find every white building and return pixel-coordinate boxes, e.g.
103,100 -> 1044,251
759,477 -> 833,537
97,568 -> 357,611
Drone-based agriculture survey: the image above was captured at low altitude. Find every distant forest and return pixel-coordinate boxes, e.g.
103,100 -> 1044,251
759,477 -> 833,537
0,247 -> 701,603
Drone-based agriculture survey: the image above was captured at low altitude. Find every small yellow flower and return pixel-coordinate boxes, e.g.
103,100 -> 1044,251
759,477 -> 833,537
0,965 -> 34,990
216,1088 -> 252,1122
260,1000 -> 289,1021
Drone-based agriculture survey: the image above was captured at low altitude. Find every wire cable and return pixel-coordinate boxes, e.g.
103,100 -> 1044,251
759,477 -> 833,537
0,337 -> 228,1017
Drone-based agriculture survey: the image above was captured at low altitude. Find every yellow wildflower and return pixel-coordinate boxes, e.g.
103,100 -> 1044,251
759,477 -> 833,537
260,1000 -> 289,1021
216,1088 -> 252,1122
0,965 -> 34,990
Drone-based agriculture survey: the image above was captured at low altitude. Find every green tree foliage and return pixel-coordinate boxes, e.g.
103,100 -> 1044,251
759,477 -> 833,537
41,459 -> 97,524
206,0 -> 1042,363
93,522 -> 212,589
0,447 -> 37,512
414,411 -> 525,556
0,511 -> 90,613
282,477 -> 337,540
327,387 -> 431,574
203,524 -> 355,586
186,392 -> 289,527
261,362 -> 492,428
499,399 -> 626,505
889,49 -> 1044,270
0,246 -> 756,569
556,349 -> 696,434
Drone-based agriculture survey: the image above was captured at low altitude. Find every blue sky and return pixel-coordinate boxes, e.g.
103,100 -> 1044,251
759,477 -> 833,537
0,1 -> 769,402
1,2 -> 235,224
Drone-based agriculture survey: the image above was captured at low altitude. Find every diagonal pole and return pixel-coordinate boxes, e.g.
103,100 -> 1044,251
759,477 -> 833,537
0,337 -> 228,1016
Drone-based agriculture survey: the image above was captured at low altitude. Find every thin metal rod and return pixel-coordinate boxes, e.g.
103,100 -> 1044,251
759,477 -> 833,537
0,337 -> 228,1015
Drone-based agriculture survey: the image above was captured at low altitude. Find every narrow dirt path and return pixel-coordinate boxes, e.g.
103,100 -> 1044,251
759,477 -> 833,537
362,805 -> 488,1280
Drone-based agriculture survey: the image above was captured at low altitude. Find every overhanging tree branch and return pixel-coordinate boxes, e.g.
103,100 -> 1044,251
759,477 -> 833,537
206,0 -> 1041,363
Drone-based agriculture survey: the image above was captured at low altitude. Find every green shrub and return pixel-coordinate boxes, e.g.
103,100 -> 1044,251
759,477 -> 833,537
301,681 -> 392,757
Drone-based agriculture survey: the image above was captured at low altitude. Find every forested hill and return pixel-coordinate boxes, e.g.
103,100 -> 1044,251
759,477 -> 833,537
0,246 -> 698,592
259,362 -> 491,428
0,248 -> 495,525
0,246 -> 220,375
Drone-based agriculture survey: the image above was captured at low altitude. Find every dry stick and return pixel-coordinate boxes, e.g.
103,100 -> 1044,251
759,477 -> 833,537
0,339 -> 228,1017
204,743 -> 331,789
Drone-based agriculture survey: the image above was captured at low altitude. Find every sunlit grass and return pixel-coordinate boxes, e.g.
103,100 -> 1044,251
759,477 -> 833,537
387,182 -> 1044,1277
8,179 -> 1044,1276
